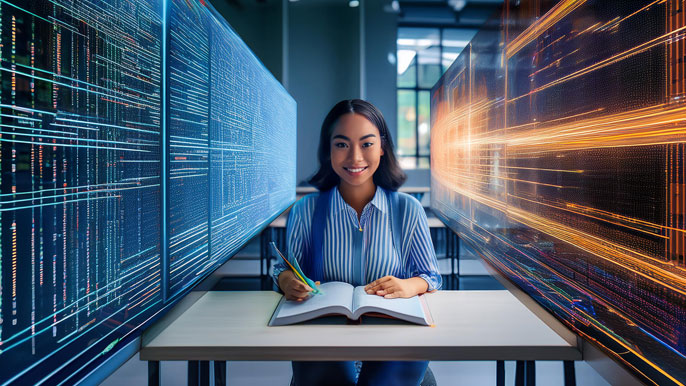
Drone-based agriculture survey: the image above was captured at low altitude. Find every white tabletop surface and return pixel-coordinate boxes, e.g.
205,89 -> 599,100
140,291 -> 580,361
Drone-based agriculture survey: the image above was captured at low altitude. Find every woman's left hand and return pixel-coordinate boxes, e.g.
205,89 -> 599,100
364,276 -> 429,299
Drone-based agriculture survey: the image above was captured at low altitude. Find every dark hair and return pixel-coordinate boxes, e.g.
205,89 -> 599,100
308,99 -> 407,191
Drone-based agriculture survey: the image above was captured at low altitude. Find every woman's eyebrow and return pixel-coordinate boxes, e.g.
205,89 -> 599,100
332,134 -> 377,141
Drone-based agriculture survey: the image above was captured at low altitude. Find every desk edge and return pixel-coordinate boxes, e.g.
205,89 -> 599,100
141,291 -> 208,347
139,345 -> 582,362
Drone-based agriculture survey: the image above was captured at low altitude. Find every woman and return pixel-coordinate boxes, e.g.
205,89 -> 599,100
274,99 -> 441,386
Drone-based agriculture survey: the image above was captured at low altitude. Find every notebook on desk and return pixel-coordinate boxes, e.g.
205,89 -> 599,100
268,281 -> 433,326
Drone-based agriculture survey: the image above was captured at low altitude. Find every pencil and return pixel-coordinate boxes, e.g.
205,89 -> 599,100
270,242 -> 314,290
281,254 -> 309,285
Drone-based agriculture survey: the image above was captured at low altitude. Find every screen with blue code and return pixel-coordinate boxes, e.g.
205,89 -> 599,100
167,0 -> 211,297
431,1 -> 685,384
0,0 -> 296,384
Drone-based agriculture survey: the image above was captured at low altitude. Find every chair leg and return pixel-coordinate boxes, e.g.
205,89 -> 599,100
455,234 -> 460,276
448,229 -> 455,276
260,231 -> 267,277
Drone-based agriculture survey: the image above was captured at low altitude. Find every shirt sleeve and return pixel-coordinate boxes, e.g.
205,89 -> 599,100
272,199 -> 308,291
408,206 -> 443,291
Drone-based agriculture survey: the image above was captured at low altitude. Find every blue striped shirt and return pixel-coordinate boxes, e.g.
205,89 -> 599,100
273,186 -> 442,291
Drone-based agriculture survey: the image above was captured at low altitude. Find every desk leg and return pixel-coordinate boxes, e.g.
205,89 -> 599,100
563,361 -> 576,386
514,360 -> 536,386
188,361 -> 199,386
214,361 -> 227,386
525,360 -> 535,386
148,361 -> 160,386
496,360 -> 505,386
515,361 -> 524,386
199,361 -> 210,386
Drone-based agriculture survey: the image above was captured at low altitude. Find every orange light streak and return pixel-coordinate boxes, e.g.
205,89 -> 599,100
433,103 -> 686,154
431,174 -> 686,291
509,24 -> 686,104
506,0 -> 587,59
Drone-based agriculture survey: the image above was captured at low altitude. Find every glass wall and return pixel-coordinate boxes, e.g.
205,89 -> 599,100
431,1 -> 686,385
0,0 -> 296,384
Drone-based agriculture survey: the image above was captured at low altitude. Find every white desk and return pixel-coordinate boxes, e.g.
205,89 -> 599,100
140,291 -> 580,385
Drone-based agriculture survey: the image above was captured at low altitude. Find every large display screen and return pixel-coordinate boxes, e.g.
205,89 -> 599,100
431,1 -> 685,384
0,0 -> 296,384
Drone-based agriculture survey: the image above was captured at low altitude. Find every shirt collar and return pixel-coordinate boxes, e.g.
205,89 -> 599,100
331,186 -> 387,214
370,186 -> 388,214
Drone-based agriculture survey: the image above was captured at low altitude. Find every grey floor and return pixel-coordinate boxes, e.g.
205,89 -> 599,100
101,237 -> 612,386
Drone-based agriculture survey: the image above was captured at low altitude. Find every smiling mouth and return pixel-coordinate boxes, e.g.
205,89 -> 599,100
344,166 -> 368,174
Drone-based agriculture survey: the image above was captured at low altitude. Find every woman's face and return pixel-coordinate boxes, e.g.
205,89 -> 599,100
330,113 -> 384,189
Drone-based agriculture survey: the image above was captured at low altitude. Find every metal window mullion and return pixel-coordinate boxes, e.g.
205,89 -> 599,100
439,28 -> 444,73
414,46 -> 419,167
397,86 -> 431,91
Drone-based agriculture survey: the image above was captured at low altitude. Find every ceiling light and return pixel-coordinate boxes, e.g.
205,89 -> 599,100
397,38 -> 435,49
383,1 -> 399,13
397,50 -> 416,75
448,0 -> 467,12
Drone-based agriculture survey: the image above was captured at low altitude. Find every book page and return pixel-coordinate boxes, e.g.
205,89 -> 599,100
352,286 -> 427,324
275,281 -> 354,319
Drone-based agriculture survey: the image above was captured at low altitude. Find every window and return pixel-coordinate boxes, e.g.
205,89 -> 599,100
396,27 -> 476,169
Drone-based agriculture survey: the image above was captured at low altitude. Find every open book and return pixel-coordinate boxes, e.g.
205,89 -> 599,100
268,282 -> 433,326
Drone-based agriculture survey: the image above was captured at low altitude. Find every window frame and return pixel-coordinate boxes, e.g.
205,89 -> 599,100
396,27 -> 446,169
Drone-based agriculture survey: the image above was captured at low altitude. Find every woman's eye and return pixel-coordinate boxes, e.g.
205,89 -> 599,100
334,142 -> 348,148
362,142 -> 374,148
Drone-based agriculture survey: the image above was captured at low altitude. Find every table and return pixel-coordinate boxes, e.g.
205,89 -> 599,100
140,290 -> 581,385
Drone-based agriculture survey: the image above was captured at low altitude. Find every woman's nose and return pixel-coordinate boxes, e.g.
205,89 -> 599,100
349,146 -> 363,161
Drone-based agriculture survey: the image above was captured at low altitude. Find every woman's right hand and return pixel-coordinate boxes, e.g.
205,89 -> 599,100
277,270 -> 313,301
